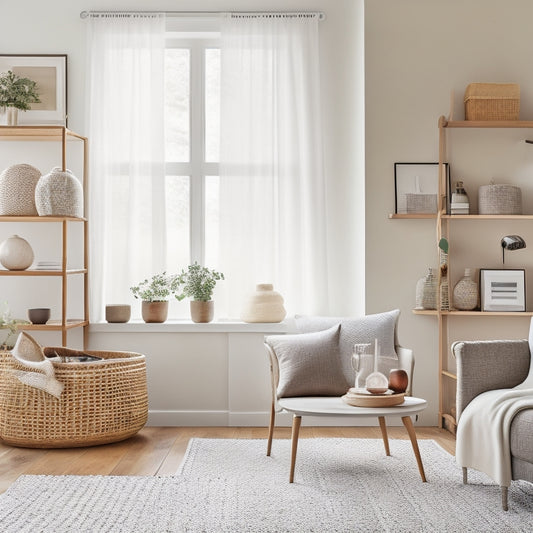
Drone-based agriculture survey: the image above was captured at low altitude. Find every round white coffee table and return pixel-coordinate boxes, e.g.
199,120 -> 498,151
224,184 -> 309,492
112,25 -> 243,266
278,396 -> 428,483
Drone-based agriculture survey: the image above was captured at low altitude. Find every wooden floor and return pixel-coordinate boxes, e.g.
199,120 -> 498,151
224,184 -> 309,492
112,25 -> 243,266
0,426 -> 455,494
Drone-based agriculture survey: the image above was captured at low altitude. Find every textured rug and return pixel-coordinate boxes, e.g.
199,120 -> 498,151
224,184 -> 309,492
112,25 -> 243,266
0,438 -> 532,532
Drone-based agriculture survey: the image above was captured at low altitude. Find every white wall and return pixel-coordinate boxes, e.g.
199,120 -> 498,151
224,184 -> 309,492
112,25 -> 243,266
366,0 -> 533,424
1,1 -> 366,426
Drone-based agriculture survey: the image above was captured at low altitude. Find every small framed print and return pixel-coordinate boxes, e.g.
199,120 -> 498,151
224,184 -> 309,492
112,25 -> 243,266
480,269 -> 526,312
394,163 -> 448,215
0,54 -> 67,126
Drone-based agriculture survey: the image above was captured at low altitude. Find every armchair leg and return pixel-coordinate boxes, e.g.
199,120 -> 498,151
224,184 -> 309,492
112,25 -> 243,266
289,415 -> 302,483
462,467 -> 468,484
266,401 -> 275,456
378,416 -> 391,456
501,486 -> 508,511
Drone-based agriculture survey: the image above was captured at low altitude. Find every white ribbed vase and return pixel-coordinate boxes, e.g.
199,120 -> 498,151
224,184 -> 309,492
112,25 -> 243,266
241,284 -> 286,323
0,234 -> 34,270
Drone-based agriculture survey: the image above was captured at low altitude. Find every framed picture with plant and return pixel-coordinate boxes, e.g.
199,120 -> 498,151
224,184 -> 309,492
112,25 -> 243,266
0,54 -> 67,126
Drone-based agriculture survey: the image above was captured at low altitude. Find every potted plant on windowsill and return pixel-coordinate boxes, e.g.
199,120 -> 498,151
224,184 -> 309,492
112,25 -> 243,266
130,272 -> 180,323
0,70 -> 41,126
175,263 -> 224,323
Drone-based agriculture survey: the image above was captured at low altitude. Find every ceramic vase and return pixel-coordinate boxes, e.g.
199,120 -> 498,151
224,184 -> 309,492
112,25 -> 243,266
6,107 -> 18,126
453,268 -> 478,311
190,300 -> 214,323
241,283 -> 286,323
421,268 -> 437,310
141,301 -> 168,323
35,167 -> 84,217
0,163 -> 41,215
0,234 -> 34,270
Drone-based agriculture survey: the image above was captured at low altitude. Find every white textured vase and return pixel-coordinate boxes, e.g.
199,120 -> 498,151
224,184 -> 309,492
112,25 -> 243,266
453,268 -> 478,311
0,163 -> 41,215
241,283 -> 286,323
6,107 -> 18,126
35,167 -> 84,217
0,234 -> 34,270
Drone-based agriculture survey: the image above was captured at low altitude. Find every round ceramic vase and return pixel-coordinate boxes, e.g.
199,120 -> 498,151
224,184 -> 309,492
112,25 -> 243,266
0,234 -> 34,270
453,268 -> 478,311
241,283 -> 287,323
0,163 -> 41,216
35,167 -> 84,218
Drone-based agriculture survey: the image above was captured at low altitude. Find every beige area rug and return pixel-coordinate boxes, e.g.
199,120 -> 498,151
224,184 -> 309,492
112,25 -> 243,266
0,438 -> 532,532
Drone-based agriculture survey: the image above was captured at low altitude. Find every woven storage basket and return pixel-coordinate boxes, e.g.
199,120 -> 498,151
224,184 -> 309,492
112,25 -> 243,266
0,347 -> 148,448
464,83 -> 519,121
478,184 -> 522,215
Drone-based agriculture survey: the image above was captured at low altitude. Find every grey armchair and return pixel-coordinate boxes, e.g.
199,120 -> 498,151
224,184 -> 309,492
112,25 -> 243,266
453,339 -> 532,510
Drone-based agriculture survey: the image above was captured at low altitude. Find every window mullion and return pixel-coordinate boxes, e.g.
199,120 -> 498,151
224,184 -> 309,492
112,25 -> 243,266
189,40 -> 205,266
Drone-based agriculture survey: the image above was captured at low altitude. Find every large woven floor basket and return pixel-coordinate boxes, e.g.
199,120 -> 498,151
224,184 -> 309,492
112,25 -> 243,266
0,347 -> 148,448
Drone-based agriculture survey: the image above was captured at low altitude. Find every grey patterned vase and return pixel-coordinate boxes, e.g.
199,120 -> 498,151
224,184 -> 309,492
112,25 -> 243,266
453,268 -> 478,311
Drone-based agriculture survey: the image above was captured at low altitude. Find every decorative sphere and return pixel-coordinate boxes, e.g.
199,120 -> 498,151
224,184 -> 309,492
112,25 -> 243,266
389,369 -> 409,393
0,234 -> 34,270
365,371 -> 389,394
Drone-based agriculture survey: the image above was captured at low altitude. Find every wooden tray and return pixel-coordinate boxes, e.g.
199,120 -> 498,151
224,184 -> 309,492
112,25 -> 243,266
342,389 -> 405,407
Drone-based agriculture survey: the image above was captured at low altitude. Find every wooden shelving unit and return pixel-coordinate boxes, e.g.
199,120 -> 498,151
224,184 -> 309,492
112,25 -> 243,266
0,126 -> 89,347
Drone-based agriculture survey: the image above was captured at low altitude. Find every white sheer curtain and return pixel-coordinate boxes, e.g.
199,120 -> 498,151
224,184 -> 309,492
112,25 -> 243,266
219,14 -> 329,317
86,14 -> 166,322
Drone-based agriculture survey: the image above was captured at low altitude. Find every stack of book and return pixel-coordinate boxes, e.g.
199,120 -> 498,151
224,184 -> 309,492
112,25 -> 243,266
450,201 -> 470,215
35,261 -> 62,270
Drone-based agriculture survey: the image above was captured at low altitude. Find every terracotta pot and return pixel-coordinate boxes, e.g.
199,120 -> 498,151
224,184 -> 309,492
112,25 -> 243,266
388,369 -> 409,394
141,301 -> 168,323
190,300 -> 214,323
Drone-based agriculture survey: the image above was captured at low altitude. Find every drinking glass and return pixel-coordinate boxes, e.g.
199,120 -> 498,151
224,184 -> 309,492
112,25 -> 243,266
352,343 -> 371,390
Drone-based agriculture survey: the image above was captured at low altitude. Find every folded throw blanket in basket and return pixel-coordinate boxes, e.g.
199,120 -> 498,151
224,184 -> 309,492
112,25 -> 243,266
11,332 -> 63,398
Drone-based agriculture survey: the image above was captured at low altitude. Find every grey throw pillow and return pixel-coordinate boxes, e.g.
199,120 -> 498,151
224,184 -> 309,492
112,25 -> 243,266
265,324 -> 348,398
295,309 -> 400,386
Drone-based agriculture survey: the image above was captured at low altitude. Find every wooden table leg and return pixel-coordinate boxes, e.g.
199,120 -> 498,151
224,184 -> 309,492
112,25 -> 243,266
266,401 -> 275,456
401,415 -> 427,482
290,415 -> 302,483
378,416 -> 390,456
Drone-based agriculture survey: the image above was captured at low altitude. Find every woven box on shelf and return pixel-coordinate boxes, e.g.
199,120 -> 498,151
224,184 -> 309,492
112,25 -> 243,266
0,347 -> 148,448
464,83 -> 520,121
478,183 -> 522,215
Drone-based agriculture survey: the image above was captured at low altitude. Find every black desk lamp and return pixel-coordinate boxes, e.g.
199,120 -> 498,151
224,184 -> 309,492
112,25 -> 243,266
501,235 -> 526,264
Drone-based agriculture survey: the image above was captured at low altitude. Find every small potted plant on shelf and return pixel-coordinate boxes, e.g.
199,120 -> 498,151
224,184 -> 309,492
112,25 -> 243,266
130,272 -> 180,323
0,70 -> 41,126
175,263 -> 224,323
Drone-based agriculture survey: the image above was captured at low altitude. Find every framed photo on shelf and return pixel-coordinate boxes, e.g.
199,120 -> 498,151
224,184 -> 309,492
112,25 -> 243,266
394,162 -> 448,215
480,269 -> 526,312
0,54 -> 67,126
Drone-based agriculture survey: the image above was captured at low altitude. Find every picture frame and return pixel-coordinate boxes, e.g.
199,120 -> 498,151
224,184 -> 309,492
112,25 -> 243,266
394,162 -> 448,215
480,269 -> 526,312
0,54 -> 67,126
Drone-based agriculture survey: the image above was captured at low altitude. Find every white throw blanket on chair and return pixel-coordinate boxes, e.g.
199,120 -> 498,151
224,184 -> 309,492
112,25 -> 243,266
456,321 -> 533,487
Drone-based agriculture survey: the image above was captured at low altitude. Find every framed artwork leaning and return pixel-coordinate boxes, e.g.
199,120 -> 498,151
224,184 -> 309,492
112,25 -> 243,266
480,269 -> 526,312
0,54 -> 67,126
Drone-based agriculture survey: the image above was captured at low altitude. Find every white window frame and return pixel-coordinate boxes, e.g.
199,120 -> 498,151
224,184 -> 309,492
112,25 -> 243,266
165,27 -> 220,267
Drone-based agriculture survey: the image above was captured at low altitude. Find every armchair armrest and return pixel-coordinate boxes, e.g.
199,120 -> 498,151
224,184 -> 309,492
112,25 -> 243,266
453,339 -> 530,421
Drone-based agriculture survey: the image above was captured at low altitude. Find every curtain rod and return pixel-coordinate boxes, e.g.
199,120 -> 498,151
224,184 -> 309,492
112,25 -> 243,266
80,10 -> 325,21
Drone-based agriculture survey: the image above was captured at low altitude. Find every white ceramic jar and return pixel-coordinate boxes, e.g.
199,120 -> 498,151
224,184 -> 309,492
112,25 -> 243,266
0,234 -> 34,270
35,167 -> 83,217
241,283 -> 286,323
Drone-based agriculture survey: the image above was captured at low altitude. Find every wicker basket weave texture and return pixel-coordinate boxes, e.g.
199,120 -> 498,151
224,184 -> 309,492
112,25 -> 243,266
0,348 -> 148,448
464,83 -> 520,121
478,184 -> 522,215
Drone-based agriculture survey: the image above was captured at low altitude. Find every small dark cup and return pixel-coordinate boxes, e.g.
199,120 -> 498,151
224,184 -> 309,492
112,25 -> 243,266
28,308 -> 51,324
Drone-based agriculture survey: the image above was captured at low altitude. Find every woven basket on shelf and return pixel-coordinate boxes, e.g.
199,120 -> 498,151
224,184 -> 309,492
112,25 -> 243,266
0,347 -> 148,448
464,83 -> 520,121
478,183 -> 522,215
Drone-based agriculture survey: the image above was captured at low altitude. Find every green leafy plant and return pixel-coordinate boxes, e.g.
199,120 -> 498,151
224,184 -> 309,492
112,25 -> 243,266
175,263 -> 224,302
0,302 -> 29,349
0,70 -> 41,111
130,272 -> 181,302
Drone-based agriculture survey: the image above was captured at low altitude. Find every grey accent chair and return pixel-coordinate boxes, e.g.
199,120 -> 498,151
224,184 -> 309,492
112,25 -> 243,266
453,339 -> 533,511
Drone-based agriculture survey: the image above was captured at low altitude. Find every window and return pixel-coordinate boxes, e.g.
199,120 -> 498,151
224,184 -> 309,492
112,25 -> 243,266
164,31 -> 220,275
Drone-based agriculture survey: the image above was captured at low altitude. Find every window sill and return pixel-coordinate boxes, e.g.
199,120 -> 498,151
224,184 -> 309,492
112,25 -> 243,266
89,318 -> 294,334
